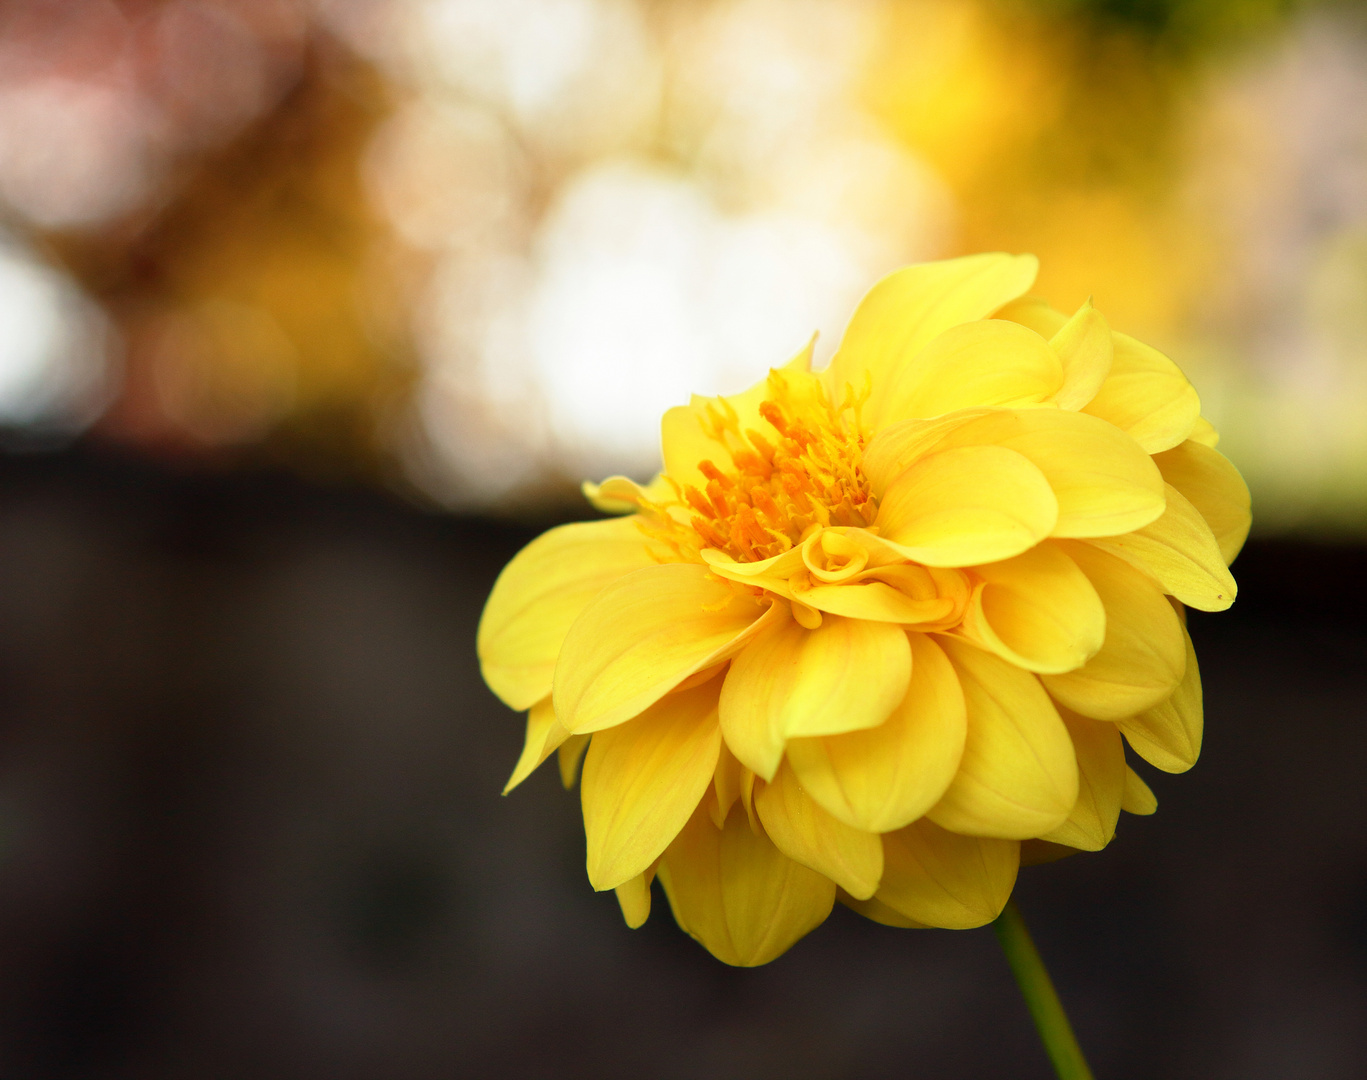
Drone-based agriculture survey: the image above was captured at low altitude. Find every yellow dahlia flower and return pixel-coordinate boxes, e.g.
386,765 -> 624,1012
478,253 -> 1250,968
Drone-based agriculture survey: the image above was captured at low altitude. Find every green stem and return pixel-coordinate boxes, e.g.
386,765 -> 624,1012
992,898 -> 1095,1080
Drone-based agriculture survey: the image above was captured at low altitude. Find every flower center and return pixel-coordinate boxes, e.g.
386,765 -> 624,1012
674,371 -> 877,562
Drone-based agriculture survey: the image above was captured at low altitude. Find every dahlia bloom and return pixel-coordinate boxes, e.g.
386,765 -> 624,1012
478,253 -> 1249,967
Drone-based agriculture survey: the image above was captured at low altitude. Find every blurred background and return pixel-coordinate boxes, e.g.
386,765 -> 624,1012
0,0 -> 1366,1076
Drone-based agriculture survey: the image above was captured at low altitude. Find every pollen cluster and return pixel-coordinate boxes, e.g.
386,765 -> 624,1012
665,371 -> 877,563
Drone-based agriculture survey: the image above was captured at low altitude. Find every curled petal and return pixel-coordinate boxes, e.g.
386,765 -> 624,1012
1041,709 -> 1126,852
1153,440 -> 1251,564
928,637 -> 1079,839
875,445 -> 1059,567
791,561 -> 957,625
478,517 -> 657,709
554,563 -> 775,734
873,818 -> 1020,929
1118,618 -> 1203,773
1049,300 -> 1113,411
959,542 -> 1106,674
826,252 -> 1039,423
582,681 -> 723,891
659,801 -> 836,967
583,473 -> 677,515
720,612 -> 912,780
787,632 -> 966,833
754,760 -> 884,900
1042,543 -> 1187,720
868,319 -> 1063,425
1083,332 -> 1200,453
1087,484 -> 1236,612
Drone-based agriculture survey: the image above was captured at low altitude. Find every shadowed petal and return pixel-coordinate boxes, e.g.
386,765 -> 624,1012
1083,332 -> 1200,453
754,759 -> 883,899
1118,617 -> 1202,773
1153,440 -> 1252,564
873,819 -> 1020,929
1043,543 -> 1186,720
582,681 -> 723,890
1041,709 -> 1125,852
928,637 -> 1078,839
658,801 -> 835,967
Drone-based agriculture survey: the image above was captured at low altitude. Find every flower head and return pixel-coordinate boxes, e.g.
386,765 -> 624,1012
478,253 -> 1250,966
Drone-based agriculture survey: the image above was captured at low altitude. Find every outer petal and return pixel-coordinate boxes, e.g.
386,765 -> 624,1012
1087,484 -> 1236,612
557,734 -> 590,789
868,319 -> 1062,426
582,681 -> 723,891
1118,618 -> 1203,773
1122,766 -> 1158,815
614,863 -> 657,928
1049,300 -> 1113,411
1153,440 -> 1252,564
995,296 -> 1069,338
928,637 -> 1079,839
875,445 -> 1058,567
503,698 -> 560,795
582,473 -> 677,515
719,613 -> 911,779
754,760 -> 884,900
786,632 -> 966,833
1042,543 -> 1187,720
553,563 -> 774,734
826,253 -> 1039,421
873,819 -> 1020,929
1041,709 -> 1125,852
478,517 -> 657,709
1187,416 -> 1219,448
1082,331 -> 1200,454
958,542 -> 1106,674
924,409 -> 1166,539
659,801 -> 836,967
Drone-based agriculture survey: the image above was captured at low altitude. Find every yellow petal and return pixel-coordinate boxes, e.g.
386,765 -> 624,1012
502,698 -> 559,795
874,818 -> 1020,929
1187,415 -> 1219,448
1087,484 -> 1237,612
659,800 -> 836,967
582,473 -> 677,515
478,516 -> 657,710
581,681 -> 723,891
553,563 -> 773,734
875,445 -> 1059,567
995,295 -> 1069,338
719,613 -> 911,779
558,733 -> 590,789
787,632 -> 967,833
790,562 -> 957,625
1041,709 -> 1125,852
1042,543 -> 1187,720
924,409 -> 1165,539
1082,331 -> 1200,454
1121,766 -> 1158,815
868,319 -> 1063,427
753,759 -> 884,900
861,411 -> 993,497
928,637 -> 1079,839
959,542 -> 1106,674
1153,440 -> 1251,564
840,891 -> 925,928
1118,618 -> 1202,773
826,253 -> 1039,422
1049,300 -> 1113,411
614,864 -> 657,929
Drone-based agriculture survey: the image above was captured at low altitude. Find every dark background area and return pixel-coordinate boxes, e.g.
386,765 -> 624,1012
0,447 -> 1361,1080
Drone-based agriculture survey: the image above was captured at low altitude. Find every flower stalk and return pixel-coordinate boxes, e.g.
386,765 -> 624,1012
993,899 -> 1095,1080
